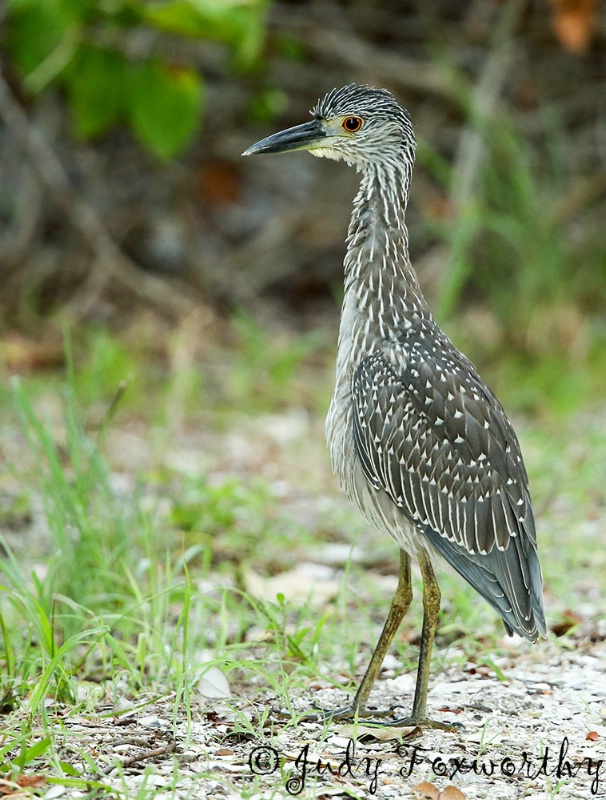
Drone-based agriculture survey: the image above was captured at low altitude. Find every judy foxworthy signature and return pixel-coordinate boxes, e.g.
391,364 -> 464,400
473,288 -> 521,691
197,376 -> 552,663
248,736 -> 604,795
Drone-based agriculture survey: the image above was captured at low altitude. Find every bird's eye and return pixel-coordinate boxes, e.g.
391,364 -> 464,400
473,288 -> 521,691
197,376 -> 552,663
342,116 -> 363,132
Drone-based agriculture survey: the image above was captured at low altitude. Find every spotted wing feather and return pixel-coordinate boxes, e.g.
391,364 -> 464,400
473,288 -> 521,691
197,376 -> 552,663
352,325 -> 545,640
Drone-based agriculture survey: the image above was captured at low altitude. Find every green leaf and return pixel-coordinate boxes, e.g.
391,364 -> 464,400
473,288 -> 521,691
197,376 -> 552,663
67,46 -> 127,138
7,0 -> 83,91
57,761 -> 83,776
128,60 -> 204,161
144,0 -> 268,64
12,736 -> 52,769
144,0 -> 212,37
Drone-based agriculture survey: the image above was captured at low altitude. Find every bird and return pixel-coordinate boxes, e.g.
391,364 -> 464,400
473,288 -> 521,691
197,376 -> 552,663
242,84 -> 546,729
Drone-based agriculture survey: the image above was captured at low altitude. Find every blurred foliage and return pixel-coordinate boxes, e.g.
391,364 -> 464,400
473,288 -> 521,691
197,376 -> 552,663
6,0 -> 269,159
1,0 -> 604,386
418,103 -> 606,359
169,474 -> 302,572
225,313 -> 327,412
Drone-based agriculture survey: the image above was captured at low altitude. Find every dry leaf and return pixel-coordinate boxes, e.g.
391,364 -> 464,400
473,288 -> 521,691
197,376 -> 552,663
550,609 -> 583,637
586,730 -> 600,741
16,777 -> 46,788
339,723 -> 418,741
425,193 -> 455,221
550,0 -> 597,53
0,774 -> 47,796
412,782 -> 439,800
413,783 -> 467,800
0,333 -> 64,373
439,787 -> 467,800
197,161 -> 242,205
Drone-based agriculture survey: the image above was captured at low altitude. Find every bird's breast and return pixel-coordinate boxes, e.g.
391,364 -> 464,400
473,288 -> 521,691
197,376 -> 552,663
326,291 -> 404,503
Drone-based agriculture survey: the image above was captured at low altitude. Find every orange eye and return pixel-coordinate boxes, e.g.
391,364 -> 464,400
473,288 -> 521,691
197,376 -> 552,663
342,116 -> 363,132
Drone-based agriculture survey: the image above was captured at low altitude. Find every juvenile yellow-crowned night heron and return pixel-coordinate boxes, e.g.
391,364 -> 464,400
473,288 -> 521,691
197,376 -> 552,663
243,84 -> 546,729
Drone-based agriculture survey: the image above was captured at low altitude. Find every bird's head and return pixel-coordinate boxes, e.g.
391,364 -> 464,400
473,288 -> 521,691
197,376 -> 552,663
242,84 -> 415,171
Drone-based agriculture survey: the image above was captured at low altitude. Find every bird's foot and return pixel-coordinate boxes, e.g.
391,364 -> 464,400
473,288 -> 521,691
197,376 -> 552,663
275,703 -> 460,730
383,713 -> 461,732
273,702 -> 395,725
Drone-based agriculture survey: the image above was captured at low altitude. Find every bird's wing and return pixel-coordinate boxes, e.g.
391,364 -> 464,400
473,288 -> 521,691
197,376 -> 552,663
352,327 -> 544,638
352,331 -> 533,555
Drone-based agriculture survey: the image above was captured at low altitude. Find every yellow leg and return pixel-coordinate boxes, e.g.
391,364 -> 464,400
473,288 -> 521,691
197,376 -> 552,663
288,550 -> 412,723
351,549 -> 412,712
285,548 -> 458,729
353,547 -> 456,729
409,548 -> 443,723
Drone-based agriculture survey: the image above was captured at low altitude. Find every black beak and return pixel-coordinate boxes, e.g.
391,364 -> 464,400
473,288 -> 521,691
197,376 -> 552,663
242,119 -> 328,156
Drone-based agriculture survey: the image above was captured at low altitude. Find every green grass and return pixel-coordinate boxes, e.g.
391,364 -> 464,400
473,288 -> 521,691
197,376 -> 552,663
0,334 -> 349,794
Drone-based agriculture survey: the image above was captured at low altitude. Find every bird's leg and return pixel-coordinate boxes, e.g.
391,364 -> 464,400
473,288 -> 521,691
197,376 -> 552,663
279,549 -> 458,729
291,550 -> 412,723
388,548 -> 458,731
319,549 -> 458,729
349,549 -> 412,713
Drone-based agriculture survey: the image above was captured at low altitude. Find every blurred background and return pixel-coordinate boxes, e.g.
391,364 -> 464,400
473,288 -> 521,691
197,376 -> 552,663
1,0 -> 605,412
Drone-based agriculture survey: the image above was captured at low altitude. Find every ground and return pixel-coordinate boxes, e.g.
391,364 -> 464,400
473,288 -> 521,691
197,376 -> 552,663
30,635 -> 606,800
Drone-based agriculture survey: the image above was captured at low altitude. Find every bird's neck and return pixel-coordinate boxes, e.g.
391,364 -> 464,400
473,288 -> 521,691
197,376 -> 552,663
343,163 -> 431,337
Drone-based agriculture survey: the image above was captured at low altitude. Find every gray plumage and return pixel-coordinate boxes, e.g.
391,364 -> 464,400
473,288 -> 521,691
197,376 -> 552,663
307,85 -> 546,641
243,84 -> 546,724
